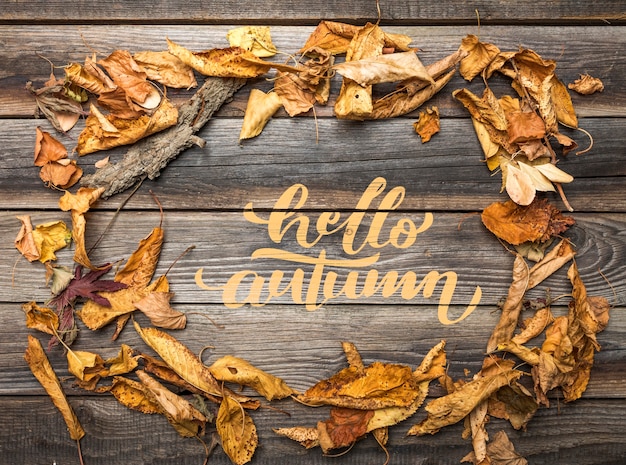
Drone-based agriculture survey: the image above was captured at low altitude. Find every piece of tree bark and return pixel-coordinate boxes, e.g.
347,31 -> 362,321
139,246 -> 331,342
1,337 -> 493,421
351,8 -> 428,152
81,77 -> 246,198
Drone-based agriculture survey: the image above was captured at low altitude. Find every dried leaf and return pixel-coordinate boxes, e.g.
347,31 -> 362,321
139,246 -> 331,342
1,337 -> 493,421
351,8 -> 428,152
512,307 -> 555,345
413,106 -> 440,143
39,159 -> 83,189
208,355 -> 296,400
551,75 -> 578,128
136,370 -> 207,437
58,187 -> 105,270
110,375 -> 163,414
506,110 -> 546,144
533,161 -> 573,184
333,51 -> 433,87
26,81 -> 84,133
64,59 -> 115,95
115,226 -> 164,288
24,335 -> 85,440
568,74 -> 604,95
133,50 -> 198,89
77,99 -> 178,155
15,215 -> 40,262
34,127 -> 67,166
459,34 -> 501,81
227,26 -> 278,57
462,430 -> 528,465
504,163 -> 536,206
105,344 -> 139,376
317,408 -> 374,453
133,291 -> 187,329
23,301 -> 59,335
273,426 -> 319,449
66,349 -> 107,389
216,395 -> 258,465
31,220 -> 71,263
239,89 -> 282,140
133,321 -> 225,398
408,368 -> 522,436
167,38 -> 300,78
481,198 -> 575,245
526,239 -> 576,289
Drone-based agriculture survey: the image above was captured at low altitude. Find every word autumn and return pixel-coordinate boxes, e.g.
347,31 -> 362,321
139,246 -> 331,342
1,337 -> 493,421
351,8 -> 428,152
195,178 -> 482,324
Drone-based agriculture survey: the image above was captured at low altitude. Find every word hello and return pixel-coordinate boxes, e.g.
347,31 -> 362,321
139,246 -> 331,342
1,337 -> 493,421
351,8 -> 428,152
196,177 -> 482,324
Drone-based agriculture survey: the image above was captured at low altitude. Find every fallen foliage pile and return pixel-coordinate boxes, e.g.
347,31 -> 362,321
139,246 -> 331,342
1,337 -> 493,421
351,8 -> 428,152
15,17 -> 609,465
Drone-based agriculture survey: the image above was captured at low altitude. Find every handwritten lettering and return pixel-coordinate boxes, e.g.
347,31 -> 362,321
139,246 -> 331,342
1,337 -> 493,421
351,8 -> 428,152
196,177 -> 482,324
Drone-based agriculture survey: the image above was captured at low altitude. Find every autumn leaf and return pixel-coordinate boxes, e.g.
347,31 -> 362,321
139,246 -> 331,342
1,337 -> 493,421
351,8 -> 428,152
26,81 -> 84,133
24,335 -> 85,441
34,127 -> 67,166
208,355 -> 296,400
459,34 -> 501,81
317,408 -> 374,453
333,51 -> 433,87
167,38 -> 300,78
568,73 -> 604,95
413,106 -> 440,143
23,301 -> 59,336
98,50 -> 162,110
133,291 -> 187,329
15,215 -> 41,262
273,426 -> 319,449
110,375 -> 163,414
136,370 -> 207,437
239,89 -> 283,140
407,367 -> 522,436
217,395 -> 258,465
481,197 -> 575,246
512,307 -> 555,345
227,26 -> 278,57
133,50 -> 198,89
39,159 -> 83,189
105,344 -> 139,376
76,99 -> 178,155
58,186 -> 105,270
115,225 -> 164,288
462,430 -> 528,465
66,348 -> 107,390
65,55 -> 116,96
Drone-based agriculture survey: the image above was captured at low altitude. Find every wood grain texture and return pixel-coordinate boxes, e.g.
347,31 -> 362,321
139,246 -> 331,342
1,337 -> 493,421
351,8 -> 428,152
1,3 -> 625,464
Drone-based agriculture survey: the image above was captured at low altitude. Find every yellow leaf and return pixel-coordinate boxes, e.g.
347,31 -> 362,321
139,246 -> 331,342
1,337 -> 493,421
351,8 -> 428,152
167,38 -> 300,78
32,220 -> 71,263
77,99 -> 178,156
459,34 -> 500,81
133,50 -> 198,89
58,187 -> 105,270
217,395 -> 258,465
67,349 -> 107,383
239,89 -> 283,141
227,26 -> 278,57
110,375 -> 164,414
504,163 -> 536,206
24,335 -> 85,441
105,344 -> 139,376
22,301 -> 59,336
115,226 -> 164,288
209,355 -> 296,400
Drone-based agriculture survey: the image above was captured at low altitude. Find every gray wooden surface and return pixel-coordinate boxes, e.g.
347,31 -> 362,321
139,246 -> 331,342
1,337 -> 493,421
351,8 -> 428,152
0,1 -> 625,464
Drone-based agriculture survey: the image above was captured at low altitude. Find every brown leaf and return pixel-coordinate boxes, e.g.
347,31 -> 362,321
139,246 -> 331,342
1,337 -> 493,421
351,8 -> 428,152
481,198 -> 575,246
506,110 -> 546,144
58,187 -> 105,270
136,370 -> 207,437
273,426 -> 320,449
413,106 -> 440,143
239,89 -> 282,140
216,395 -> 258,465
34,127 -> 67,166
26,81 -> 84,133
39,159 -> 82,189
65,57 -> 116,95
15,215 -> 40,262
23,301 -> 59,335
24,335 -> 85,440
317,408 -> 374,453
486,254 -> 529,354
77,99 -> 178,155
459,34 -> 501,81
512,307 -> 555,345
208,355 -> 296,401
115,226 -> 164,288
526,239 -> 576,289
167,38 -> 300,78
333,51 -> 433,87
568,73 -> 604,95
133,50 -> 198,89
488,383 -> 538,430
408,368 -> 522,436
463,430 -> 528,465
133,291 -> 187,329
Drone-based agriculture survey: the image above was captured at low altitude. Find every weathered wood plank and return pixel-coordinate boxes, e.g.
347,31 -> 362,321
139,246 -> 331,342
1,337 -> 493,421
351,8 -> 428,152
1,0 -> 625,24
2,303 -> 624,397
2,396 -> 626,465
4,211 -> 624,305
0,118 -> 623,211
1,25 -> 623,118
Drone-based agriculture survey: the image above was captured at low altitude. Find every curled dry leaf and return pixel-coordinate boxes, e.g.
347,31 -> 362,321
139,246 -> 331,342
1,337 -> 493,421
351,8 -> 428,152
333,51 -> 433,87
568,73 -> 604,95
208,355 -> 296,401
413,106 -> 440,143
133,50 -> 197,89
462,430 -> 528,465
273,426 -> 319,449
167,38 -> 300,78
24,335 -> 85,441
133,291 -> 187,329
317,408 -> 374,453
481,197 -> 575,246
105,344 -> 139,376
459,34 -> 501,81
408,368 -> 522,436
115,225 -> 164,288
136,370 -> 207,437
39,159 -> 83,189
512,307 -> 555,345
217,395 -> 258,465
34,127 -> 67,166
15,215 -> 41,262
23,301 -> 59,335
58,187 -> 105,269
77,98 -> 178,156
26,81 -> 84,133
227,26 -> 278,58
239,89 -> 283,140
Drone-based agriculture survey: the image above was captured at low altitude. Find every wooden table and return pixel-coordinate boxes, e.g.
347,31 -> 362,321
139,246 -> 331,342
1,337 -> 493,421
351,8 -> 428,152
1,2 -> 624,464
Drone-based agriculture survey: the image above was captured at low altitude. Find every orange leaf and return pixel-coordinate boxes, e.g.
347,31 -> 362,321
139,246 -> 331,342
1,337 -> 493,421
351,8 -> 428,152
413,106 -> 440,143
34,127 -> 67,166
